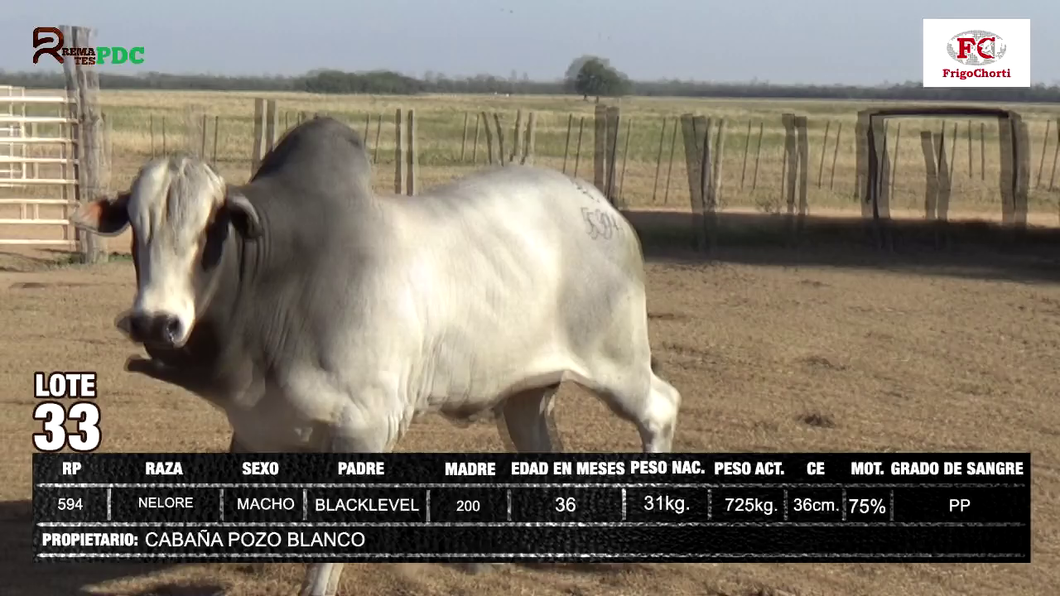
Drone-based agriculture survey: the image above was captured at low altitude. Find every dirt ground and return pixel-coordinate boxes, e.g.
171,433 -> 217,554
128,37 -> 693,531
0,235 -> 1058,596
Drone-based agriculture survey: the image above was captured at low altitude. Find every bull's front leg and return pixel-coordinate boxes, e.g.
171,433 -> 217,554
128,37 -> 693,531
296,374 -> 408,596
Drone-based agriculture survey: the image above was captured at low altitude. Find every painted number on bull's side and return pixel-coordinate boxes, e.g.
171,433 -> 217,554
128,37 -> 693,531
581,208 -> 620,241
33,401 -> 102,453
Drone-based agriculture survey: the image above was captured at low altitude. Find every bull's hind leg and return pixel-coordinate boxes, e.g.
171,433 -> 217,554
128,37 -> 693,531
582,357 -> 681,454
639,362 -> 681,452
498,383 -> 563,452
452,384 -> 564,577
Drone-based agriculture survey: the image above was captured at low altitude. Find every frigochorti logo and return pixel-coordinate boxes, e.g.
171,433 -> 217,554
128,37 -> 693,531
942,29 -> 1010,81
948,30 -> 1007,66
923,19 -> 1029,88
32,27 -> 144,66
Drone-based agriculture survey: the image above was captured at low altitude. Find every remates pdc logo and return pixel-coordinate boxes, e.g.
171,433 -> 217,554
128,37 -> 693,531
947,30 -> 1007,66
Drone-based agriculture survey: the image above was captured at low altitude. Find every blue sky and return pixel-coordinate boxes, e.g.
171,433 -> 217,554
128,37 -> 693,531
2,0 -> 1055,85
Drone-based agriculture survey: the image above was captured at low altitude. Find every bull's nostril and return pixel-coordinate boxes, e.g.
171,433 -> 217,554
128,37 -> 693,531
162,316 -> 183,343
128,314 -> 151,340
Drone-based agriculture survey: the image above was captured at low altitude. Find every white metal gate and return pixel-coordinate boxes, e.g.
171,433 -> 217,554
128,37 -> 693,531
0,85 -> 79,248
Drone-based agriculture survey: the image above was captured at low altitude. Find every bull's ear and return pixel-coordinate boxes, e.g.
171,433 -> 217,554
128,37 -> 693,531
70,192 -> 131,236
223,191 -> 262,239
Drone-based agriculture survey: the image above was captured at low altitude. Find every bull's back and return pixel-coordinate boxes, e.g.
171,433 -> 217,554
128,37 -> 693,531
419,165 -> 636,255
375,166 -> 646,396
396,166 -> 641,293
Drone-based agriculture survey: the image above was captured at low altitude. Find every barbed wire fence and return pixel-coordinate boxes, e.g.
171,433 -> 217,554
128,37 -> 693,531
118,98 -> 1058,251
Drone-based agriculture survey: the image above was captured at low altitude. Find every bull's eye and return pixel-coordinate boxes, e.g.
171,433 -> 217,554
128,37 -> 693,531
200,217 -> 227,270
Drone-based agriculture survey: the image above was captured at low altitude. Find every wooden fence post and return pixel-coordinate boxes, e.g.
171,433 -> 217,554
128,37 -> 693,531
265,99 -> 278,153
617,117 -> 633,205
493,113 -> 506,166
920,131 -> 940,221
980,122 -> 986,181
200,113 -> 208,159
712,119 -> 727,213
890,122 -> 903,197
1035,120 -> 1051,188
697,117 -> 713,252
512,109 -> 524,163
593,104 -> 607,190
1049,117 -> 1060,191
740,119 -> 752,189
373,114 -> 382,163
460,112 -> 470,162
998,116 -> 1016,226
1012,114 -> 1030,229
920,130 -> 950,248
573,116 -> 585,178
212,115 -> 220,167
935,131 -> 952,225
482,111 -> 494,165
782,114 -> 797,217
522,112 -> 536,165
561,114 -> 574,174
394,108 -> 406,195
652,117 -> 667,202
950,122 -> 958,175
679,113 -> 706,247
817,120 -> 831,187
870,116 -> 891,226
406,109 -> 417,195
605,106 -> 620,203
251,98 -> 266,175
751,121 -> 764,191
61,24 -> 107,263
471,112 -> 481,164
829,122 -> 842,190
663,118 -> 678,204
794,116 -> 809,224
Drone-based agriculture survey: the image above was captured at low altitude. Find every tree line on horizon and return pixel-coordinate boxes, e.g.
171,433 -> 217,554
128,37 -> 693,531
3,53 -> 1060,104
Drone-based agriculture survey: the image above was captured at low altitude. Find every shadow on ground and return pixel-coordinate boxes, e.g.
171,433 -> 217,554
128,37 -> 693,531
0,500 -> 222,596
625,209 -> 1060,285
5,210 -> 1059,287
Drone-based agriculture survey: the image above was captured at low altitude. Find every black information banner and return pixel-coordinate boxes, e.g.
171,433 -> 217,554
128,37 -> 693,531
33,452 -> 1031,563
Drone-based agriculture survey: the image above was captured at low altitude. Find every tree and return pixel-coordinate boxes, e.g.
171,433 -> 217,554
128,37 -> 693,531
564,55 -> 610,84
572,58 -> 629,100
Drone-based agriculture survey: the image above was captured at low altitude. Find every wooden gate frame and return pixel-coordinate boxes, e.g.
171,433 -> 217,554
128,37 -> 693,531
856,106 -> 1030,248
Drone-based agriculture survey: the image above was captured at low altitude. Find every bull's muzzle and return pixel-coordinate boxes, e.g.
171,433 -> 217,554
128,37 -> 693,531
117,312 -> 187,349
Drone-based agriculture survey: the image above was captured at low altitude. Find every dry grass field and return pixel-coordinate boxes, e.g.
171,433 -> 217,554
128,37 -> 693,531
4,90 -> 1060,240
1,91 -> 1059,595
91,91 -> 1060,222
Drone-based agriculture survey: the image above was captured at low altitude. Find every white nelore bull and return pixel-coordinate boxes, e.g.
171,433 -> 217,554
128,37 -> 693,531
71,117 -> 681,596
